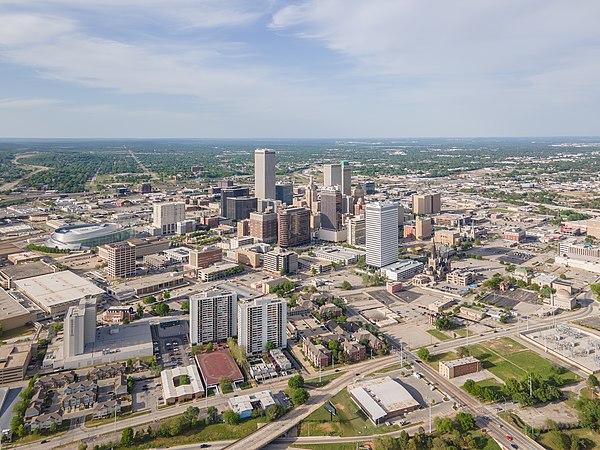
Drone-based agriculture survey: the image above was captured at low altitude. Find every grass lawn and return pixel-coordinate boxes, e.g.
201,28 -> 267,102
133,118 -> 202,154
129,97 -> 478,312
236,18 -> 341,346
426,351 -> 458,371
305,371 -> 344,388
453,328 -> 468,338
85,408 -> 149,427
127,417 -> 269,449
1,325 -> 35,340
367,362 -> 405,376
291,444 -> 366,450
539,428 -> 600,450
299,389 -> 399,437
466,337 -> 581,385
427,329 -> 452,341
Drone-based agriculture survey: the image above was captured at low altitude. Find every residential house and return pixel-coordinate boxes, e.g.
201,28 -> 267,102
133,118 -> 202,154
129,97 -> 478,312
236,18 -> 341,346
30,412 -> 63,431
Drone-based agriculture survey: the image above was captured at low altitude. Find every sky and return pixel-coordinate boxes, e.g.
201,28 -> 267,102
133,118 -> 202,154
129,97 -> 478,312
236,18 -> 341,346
0,0 -> 599,138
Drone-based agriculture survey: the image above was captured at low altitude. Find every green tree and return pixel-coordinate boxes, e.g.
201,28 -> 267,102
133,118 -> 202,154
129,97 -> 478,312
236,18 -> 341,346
588,374 -> 599,388
121,427 -> 135,447
266,403 -> 287,421
222,409 -> 240,425
290,388 -> 309,405
434,416 -> 454,434
205,342 -> 214,352
341,280 -> 352,290
288,375 -> 305,390
136,303 -> 144,318
181,300 -> 190,312
152,302 -> 170,316
162,290 -> 171,300
265,341 -> 276,352
143,295 -> 156,304
454,412 -> 476,432
417,347 -> 431,362
207,406 -> 218,424
219,376 -> 233,393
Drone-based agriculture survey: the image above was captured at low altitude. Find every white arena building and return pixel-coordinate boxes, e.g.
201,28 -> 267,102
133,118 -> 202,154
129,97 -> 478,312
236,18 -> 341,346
46,223 -> 134,250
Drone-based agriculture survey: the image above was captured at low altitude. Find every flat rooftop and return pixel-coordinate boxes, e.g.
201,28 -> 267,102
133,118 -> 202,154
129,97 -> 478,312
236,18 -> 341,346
14,271 -> 104,308
0,261 -> 55,281
440,356 -> 481,368
110,272 -> 184,291
161,364 -> 204,400
349,376 -> 419,417
199,262 -> 239,275
196,349 -> 244,387
0,342 -> 32,371
0,289 -> 32,321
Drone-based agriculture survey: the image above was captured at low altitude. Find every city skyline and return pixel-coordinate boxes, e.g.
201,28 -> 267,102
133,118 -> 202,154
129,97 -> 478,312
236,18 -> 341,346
1,1 -> 599,138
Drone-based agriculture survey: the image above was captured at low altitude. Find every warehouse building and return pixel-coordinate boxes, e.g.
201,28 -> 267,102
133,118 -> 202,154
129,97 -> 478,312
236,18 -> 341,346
348,376 -> 420,425
14,270 -> 104,316
439,357 -> 482,379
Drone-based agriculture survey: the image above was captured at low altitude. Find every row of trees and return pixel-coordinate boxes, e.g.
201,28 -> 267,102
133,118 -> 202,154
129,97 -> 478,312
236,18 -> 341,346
376,413 -> 478,450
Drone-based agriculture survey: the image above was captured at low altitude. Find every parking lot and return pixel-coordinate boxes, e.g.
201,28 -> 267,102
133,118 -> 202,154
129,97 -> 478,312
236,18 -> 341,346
481,288 -> 539,308
499,250 -> 535,265
132,378 -> 161,412
151,321 -> 192,370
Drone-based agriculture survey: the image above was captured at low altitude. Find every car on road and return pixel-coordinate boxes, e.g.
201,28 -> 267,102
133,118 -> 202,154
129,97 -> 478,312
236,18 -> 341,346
510,445 -> 518,449
505,435 -> 513,441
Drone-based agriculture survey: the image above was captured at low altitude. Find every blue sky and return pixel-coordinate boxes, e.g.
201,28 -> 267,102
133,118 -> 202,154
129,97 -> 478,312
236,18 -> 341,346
0,0 -> 599,138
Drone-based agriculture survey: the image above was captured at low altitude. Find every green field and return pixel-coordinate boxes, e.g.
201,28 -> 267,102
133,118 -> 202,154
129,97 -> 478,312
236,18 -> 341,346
127,417 -> 269,449
305,371 -> 345,388
426,350 -> 459,370
299,389 -> 400,437
465,337 -> 581,385
291,444 -> 366,450
427,329 -> 452,341
538,428 -> 600,450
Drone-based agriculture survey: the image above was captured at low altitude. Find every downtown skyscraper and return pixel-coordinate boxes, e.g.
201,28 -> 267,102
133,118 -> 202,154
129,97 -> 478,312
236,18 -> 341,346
365,202 -> 399,268
255,149 -> 276,200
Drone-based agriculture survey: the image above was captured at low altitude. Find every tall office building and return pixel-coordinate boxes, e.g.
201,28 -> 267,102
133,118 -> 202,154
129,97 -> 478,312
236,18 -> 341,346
416,216 -> 433,240
278,207 -> 310,247
237,297 -> 287,354
221,187 -> 250,218
341,161 -> 352,196
364,181 -> 376,195
225,196 -> 257,221
103,242 -> 136,278
305,176 -> 318,210
153,202 -> 185,235
64,298 -> 97,357
189,289 -> 237,345
255,149 -> 276,201
320,187 -> 343,231
275,183 -> 293,205
347,216 -> 366,246
249,211 -> 278,244
264,247 -> 298,274
323,164 -> 342,188
365,202 -> 399,268
412,193 -> 442,215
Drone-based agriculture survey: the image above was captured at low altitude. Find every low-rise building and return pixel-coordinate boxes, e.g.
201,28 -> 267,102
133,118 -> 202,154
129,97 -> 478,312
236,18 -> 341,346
348,376 -> 420,425
0,289 -> 35,331
434,230 -> 461,247
428,298 -> 455,313
302,338 -> 332,368
264,247 -> 298,274
0,342 -> 32,384
439,356 -> 482,379
101,306 -> 136,324
106,272 -> 186,301
160,365 -> 205,405
446,270 -> 476,286
198,262 -> 243,282
504,228 -> 526,242
30,412 -> 63,431
228,390 -> 277,419
381,260 -> 424,281
312,246 -> 365,265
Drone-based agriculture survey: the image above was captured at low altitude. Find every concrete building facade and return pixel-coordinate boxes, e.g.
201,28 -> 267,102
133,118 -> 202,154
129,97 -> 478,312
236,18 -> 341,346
189,289 -> 238,344
366,202 -> 398,268
255,149 -> 276,201
238,297 -> 287,354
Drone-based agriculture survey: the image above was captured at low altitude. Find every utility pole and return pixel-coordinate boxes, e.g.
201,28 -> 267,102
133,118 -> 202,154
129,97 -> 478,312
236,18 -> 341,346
529,373 -> 533,397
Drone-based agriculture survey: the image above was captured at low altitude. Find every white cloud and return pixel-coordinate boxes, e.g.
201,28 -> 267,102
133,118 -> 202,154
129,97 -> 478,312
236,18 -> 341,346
0,98 -> 63,109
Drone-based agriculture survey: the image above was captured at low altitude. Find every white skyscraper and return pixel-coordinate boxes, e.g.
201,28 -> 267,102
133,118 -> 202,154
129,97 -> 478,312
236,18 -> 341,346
153,202 -> 185,235
255,149 -> 276,200
64,297 -> 97,358
365,202 -> 399,268
237,297 -> 287,354
189,289 -> 237,344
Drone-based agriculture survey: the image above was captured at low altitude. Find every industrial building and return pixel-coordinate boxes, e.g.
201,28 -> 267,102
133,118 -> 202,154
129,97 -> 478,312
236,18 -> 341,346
0,289 -> 35,331
348,376 -> 420,424
105,272 -> 185,301
14,270 -> 104,316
